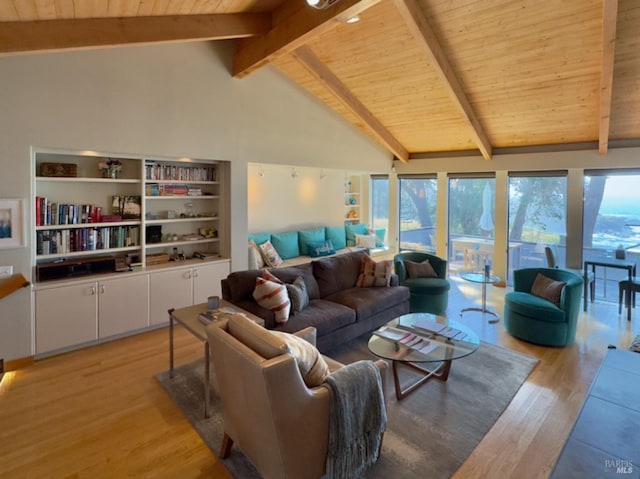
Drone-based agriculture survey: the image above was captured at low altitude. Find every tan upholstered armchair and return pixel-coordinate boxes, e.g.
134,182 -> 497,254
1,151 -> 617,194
206,314 -> 387,479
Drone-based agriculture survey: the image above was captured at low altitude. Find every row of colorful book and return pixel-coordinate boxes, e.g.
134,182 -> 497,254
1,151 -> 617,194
36,226 -> 140,255
144,162 -> 217,182
35,197 -> 104,226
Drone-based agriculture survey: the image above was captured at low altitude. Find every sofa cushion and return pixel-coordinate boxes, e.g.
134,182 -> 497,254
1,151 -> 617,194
405,259 -> 438,278
270,330 -> 330,387
346,223 -> 369,247
325,225 -> 347,250
505,291 -> 566,323
248,239 -> 266,269
260,240 -> 284,267
286,276 -> 310,315
270,263 -> 321,300
313,250 -> 367,297
402,277 -> 451,295
531,273 -> 566,306
253,273 -> 291,323
298,228 -> 325,256
356,254 -> 392,287
270,231 -> 300,260
308,239 -> 336,258
274,299 -> 357,337
225,270 -> 263,303
326,286 -> 411,321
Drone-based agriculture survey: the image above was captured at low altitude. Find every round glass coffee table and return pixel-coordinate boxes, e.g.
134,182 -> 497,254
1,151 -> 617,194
368,313 -> 480,400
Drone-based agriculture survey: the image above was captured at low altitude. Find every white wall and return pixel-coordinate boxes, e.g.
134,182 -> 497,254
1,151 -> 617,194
0,41 -> 391,361
248,163 -> 365,232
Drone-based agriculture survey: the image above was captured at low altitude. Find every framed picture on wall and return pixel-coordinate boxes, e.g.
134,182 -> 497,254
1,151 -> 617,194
0,198 -> 24,249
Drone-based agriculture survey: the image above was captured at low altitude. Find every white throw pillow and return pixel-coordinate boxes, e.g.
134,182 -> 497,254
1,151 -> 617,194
259,240 -> 284,268
355,233 -> 379,249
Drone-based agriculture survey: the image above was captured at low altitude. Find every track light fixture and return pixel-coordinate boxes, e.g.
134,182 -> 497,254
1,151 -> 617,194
306,0 -> 341,10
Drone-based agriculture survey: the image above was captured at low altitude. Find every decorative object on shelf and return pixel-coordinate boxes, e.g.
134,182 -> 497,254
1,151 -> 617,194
145,252 -> 170,265
146,225 -> 163,243
349,197 -> 357,205
112,196 -> 141,219
98,159 -> 123,179
39,162 -> 77,178
0,198 -> 24,249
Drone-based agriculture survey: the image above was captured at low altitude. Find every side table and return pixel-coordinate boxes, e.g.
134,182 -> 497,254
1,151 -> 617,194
459,271 -> 501,323
168,300 -> 264,418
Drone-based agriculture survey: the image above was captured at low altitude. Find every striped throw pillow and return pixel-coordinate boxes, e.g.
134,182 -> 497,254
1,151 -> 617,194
356,254 -> 392,288
253,273 -> 291,323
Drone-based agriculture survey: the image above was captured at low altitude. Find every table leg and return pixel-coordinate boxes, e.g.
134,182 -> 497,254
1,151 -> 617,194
204,341 -> 210,418
392,360 -> 452,400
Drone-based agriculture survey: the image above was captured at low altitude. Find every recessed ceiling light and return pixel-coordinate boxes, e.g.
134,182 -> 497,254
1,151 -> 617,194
345,15 -> 360,24
306,0 -> 341,10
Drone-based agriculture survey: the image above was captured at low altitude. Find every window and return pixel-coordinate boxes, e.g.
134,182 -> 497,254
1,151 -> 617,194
399,176 -> 437,252
583,171 -> 640,300
371,175 -> 389,243
448,176 -> 495,272
507,173 -> 567,284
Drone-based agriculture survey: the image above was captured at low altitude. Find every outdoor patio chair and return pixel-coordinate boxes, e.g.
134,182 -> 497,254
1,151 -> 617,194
544,245 -> 594,310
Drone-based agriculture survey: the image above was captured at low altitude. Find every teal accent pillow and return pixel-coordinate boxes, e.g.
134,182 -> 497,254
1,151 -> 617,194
298,228 -> 325,256
345,223 -> 368,247
271,231 -> 300,259
325,226 -> 347,250
308,240 -> 336,257
248,233 -> 271,246
373,228 -> 386,247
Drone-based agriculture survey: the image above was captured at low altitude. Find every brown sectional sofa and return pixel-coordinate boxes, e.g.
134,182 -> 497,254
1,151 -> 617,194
221,250 -> 411,352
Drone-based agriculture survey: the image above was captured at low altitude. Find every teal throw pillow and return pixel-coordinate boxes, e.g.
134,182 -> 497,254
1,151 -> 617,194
325,225 -> 347,250
298,228 -> 325,256
308,240 -> 336,258
248,233 -> 271,246
373,228 -> 386,247
271,231 -> 300,260
345,223 -> 368,247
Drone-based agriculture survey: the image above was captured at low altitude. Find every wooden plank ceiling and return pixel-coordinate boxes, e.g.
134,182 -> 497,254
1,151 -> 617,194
1,0 -> 639,162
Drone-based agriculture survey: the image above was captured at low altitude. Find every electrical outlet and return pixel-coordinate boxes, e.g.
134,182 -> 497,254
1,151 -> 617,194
0,265 -> 12,278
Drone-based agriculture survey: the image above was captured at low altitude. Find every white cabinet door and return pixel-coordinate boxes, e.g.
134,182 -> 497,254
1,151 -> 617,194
192,260 -> 230,304
148,267 -> 193,326
35,282 -> 98,355
98,275 -> 149,338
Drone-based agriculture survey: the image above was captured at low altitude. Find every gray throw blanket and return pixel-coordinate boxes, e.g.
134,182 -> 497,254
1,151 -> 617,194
323,360 -> 387,479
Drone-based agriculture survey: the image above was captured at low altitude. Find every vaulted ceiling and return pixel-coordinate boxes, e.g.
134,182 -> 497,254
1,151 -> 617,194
2,0 -> 639,162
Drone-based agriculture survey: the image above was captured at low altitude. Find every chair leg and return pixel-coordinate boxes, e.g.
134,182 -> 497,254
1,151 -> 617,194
619,283 -> 624,315
590,279 -> 595,302
220,432 -> 234,459
626,289 -> 632,322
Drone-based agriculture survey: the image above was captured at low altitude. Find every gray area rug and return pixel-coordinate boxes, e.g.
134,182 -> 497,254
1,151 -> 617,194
156,336 -> 538,479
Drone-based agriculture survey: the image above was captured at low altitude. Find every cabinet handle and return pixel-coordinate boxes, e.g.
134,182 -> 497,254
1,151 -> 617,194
91,286 -> 96,295
184,271 -> 191,279
100,284 -> 105,294
193,269 -> 199,278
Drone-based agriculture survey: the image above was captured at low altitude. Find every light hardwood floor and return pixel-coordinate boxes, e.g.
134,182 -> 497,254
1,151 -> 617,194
1,279 -> 638,479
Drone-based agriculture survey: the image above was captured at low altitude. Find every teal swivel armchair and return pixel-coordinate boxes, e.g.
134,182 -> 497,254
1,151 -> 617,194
504,268 -> 583,347
394,251 -> 451,314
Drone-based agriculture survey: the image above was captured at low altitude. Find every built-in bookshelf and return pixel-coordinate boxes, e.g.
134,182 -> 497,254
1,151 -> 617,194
32,148 -> 232,358
344,175 -> 361,225
33,150 -> 229,277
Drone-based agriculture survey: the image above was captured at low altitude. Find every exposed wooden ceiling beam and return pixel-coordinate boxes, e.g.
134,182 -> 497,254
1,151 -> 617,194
392,0 -> 493,161
233,0 -> 383,78
598,0 -> 619,155
0,14 -> 271,56
292,45 -> 409,163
